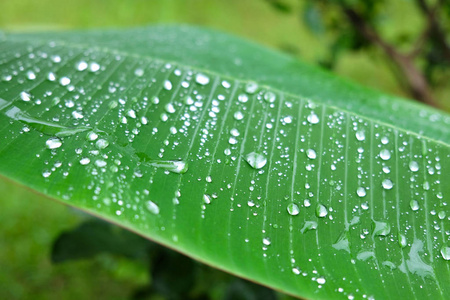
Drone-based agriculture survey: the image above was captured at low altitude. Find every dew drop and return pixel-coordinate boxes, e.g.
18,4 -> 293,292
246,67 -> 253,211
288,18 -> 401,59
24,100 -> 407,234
244,152 -> 267,169
195,73 -> 210,85
356,187 -> 366,197
316,204 -> 328,218
380,149 -> 391,160
264,91 -> 276,103
245,81 -> 258,94
45,137 -> 62,149
316,277 -> 326,285
306,149 -> 317,160
382,179 -> 393,190
145,200 -> 160,215
42,170 -> 51,178
89,62 -> 100,72
233,111 -> 244,120
441,245 -> 450,260
86,131 -> 98,141
134,68 -> 144,77
410,200 -> 420,211
20,91 -> 31,102
26,71 -> 36,80
80,157 -> 90,165
300,221 -> 317,233
307,113 -> 319,124
59,77 -> 71,86
287,203 -> 300,216
409,161 -> 419,172
263,237 -> 271,246
398,233 -> 407,248
77,61 -> 88,71
203,194 -> 211,204
355,130 -> 365,141
165,103 -> 176,114
164,80 -> 172,90
95,139 -> 109,149
238,94 -> 248,103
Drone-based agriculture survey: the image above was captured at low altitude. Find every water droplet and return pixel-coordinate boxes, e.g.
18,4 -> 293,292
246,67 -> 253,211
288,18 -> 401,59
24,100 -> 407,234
42,170 -> 51,178
87,131 -> 98,141
398,233 -> 407,248
300,221 -> 317,233
59,77 -> 71,86
423,181 -> 430,190
307,113 -> 319,124
287,203 -> 300,216
381,137 -> 389,144
438,211 -> 446,220
145,200 -> 160,215
264,91 -> 276,103
373,221 -> 391,236
441,245 -> 450,260
410,200 -> 420,211
233,111 -> 244,120
80,157 -> 90,165
230,128 -> 240,137
292,267 -> 301,275
263,237 -> 271,246
149,160 -> 188,174
238,94 -> 248,103
26,71 -> 36,80
245,81 -> 258,94
316,277 -> 326,285
332,231 -> 350,253
380,149 -> 391,160
355,130 -> 365,141
195,73 -> 210,85
95,160 -> 107,167
165,103 -> 176,114
20,91 -> 31,102
203,194 -> 211,204
224,148 -> 231,156
127,109 -> 137,119
95,139 -> 109,149
382,179 -> 393,190
164,80 -> 172,90
134,68 -> 144,77
89,62 -> 100,72
306,149 -> 317,159
222,81 -> 231,88
45,137 -> 62,149
77,61 -> 88,71
409,161 -> 419,172
47,72 -> 56,81
316,204 -> 328,218
356,251 -> 375,261
244,152 -> 267,169
356,187 -> 366,197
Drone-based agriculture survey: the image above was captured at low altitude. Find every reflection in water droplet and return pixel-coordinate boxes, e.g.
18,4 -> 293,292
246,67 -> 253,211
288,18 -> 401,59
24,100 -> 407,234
244,152 -> 267,169
46,137 -> 62,149
287,203 -> 300,216
145,200 -> 160,215
316,204 -> 328,218
373,221 -> 391,236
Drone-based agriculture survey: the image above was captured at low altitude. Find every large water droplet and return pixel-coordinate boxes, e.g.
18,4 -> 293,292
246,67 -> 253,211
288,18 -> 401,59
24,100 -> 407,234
441,245 -> 450,260
410,200 -> 420,211
398,233 -> 407,248
356,187 -> 366,197
287,203 -> 300,216
20,91 -> 31,102
203,194 -> 211,204
245,81 -> 258,94
332,231 -> 350,253
355,130 -> 365,141
306,149 -> 317,160
307,113 -> 319,124
263,237 -> 271,246
300,221 -> 317,233
244,152 -> 267,169
95,139 -> 109,149
264,91 -> 276,103
145,200 -> 160,215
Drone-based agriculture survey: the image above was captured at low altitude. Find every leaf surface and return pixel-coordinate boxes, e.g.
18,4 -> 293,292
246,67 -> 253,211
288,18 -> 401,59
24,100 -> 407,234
0,25 -> 449,300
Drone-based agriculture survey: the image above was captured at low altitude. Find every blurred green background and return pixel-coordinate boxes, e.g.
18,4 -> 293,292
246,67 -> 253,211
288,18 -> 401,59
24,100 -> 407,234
0,0 -> 448,299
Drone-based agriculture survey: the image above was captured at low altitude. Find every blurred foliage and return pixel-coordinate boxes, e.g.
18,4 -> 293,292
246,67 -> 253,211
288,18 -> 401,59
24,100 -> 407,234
52,219 -> 285,300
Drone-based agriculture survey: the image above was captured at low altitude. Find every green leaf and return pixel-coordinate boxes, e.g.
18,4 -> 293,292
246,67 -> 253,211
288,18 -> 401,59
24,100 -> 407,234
0,25 -> 449,299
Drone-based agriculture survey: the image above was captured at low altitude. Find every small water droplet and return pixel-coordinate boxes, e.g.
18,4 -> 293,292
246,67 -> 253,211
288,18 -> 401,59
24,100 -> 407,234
95,139 -> 109,149
77,61 -> 88,71
89,62 -> 100,72
264,91 -> 276,103
307,112 -> 319,124
134,68 -> 144,77
292,267 -> 301,275
441,245 -> 450,260
233,111 -> 244,120
287,203 -> 300,216
45,137 -> 62,149
263,237 -> 271,246
380,149 -> 391,160
195,73 -> 210,85
145,200 -> 160,215
238,94 -> 248,103
306,149 -> 317,159
409,161 -> 419,172
164,80 -> 172,90
398,233 -> 407,248
87,131 -> 98,141
244,152 -> 267,169
203,194 -> 211,204
382,179 -> 393,190
316,277 -> 326,285
410,200 -> 420,211
26,71 -> 36,80
316,204 -> 328,218
356,187 -> 366,197
245,81 -> 258,94
355,130 -> 365,141
20,91 -> 31,102
80,157 -> 90,165
59,77 -> 71,86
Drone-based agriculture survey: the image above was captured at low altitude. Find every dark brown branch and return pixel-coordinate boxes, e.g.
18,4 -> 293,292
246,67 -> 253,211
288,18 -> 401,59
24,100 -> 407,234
341,7 -> 439,107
